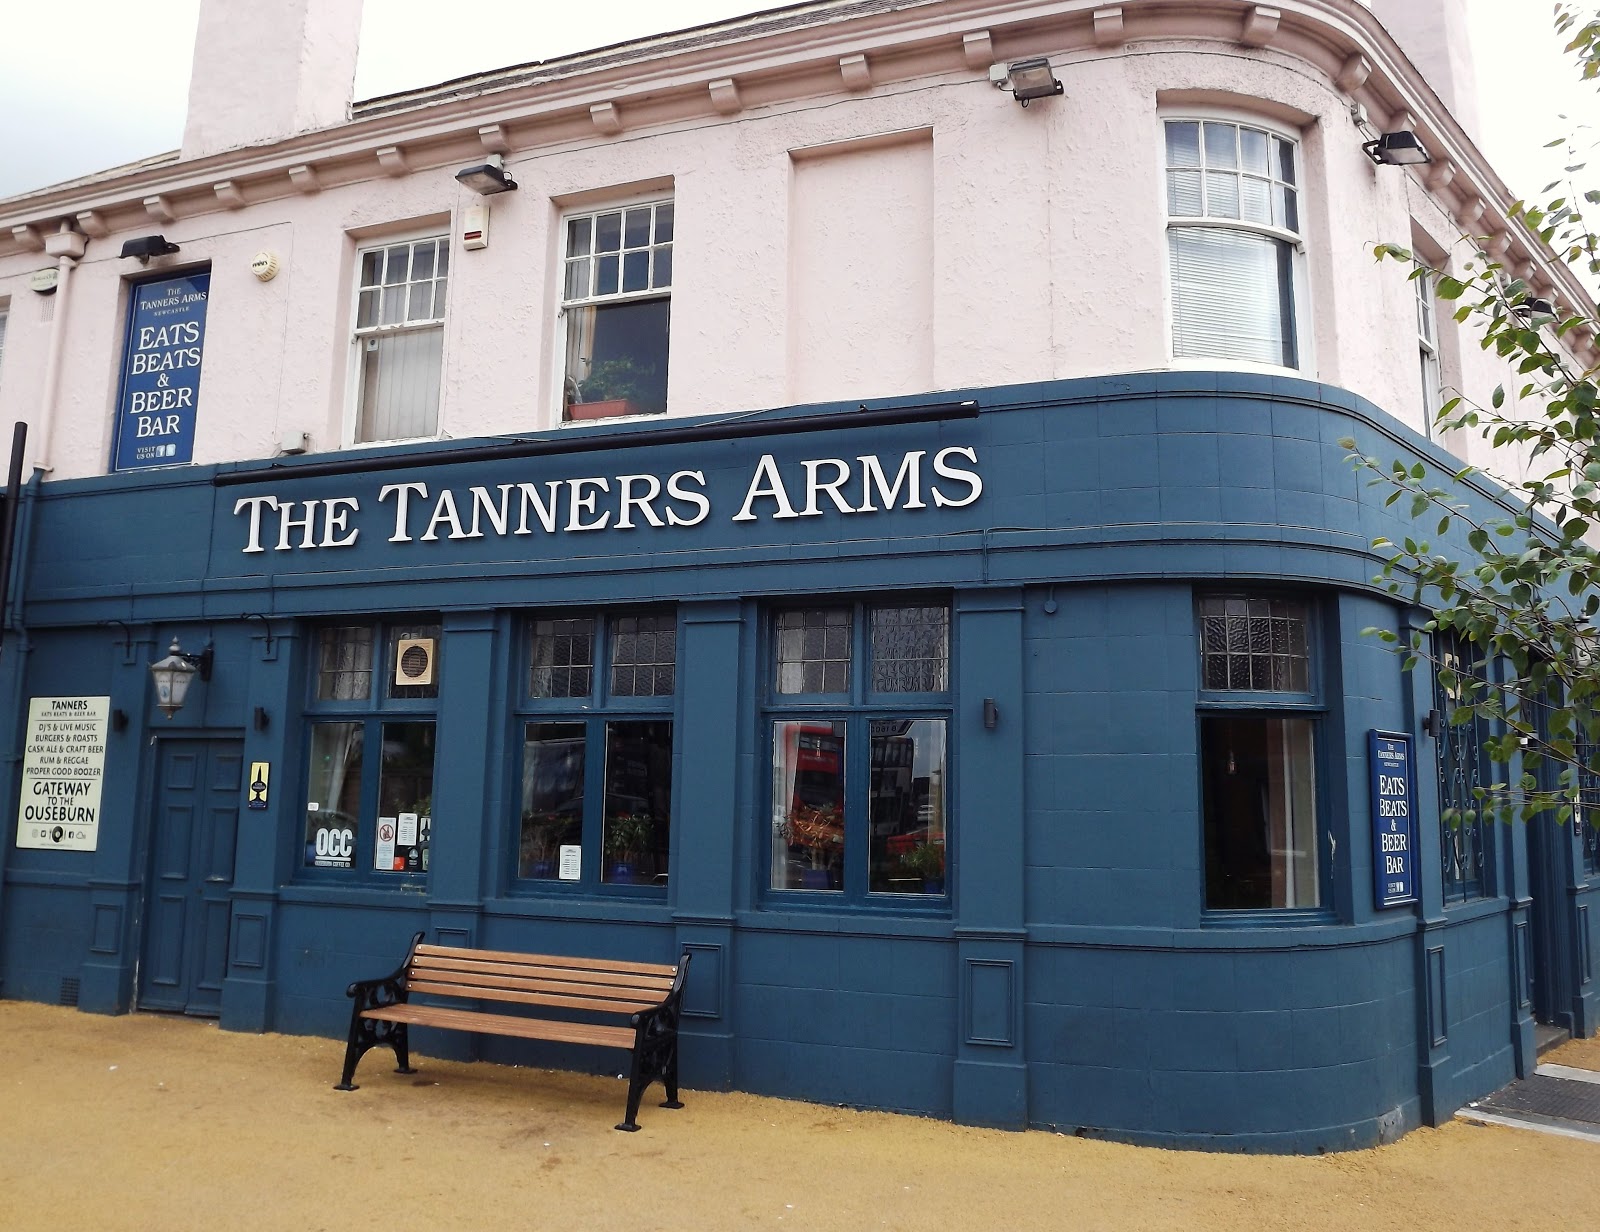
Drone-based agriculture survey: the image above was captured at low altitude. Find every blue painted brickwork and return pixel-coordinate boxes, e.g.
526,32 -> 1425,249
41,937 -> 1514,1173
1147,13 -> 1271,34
1,373 -> 1585,1150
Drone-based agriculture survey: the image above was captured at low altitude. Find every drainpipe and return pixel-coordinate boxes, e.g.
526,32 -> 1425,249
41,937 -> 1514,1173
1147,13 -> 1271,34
32,220 -> 89,477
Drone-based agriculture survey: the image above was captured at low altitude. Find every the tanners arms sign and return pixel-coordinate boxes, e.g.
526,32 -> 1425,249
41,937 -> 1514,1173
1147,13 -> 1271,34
231,447 -> 982,553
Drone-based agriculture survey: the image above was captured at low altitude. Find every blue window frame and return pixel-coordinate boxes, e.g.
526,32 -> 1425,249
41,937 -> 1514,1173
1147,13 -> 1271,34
1196,593 -> 1326,912
765,600 -> 951,902
514,609 -> 676,892
301,619 -> 440,882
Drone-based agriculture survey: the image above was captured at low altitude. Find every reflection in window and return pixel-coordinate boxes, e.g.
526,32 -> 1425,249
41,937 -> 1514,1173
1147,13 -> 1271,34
601,720 -> 673,885
519,721 -> 586,878
374,722 -> 436,873
869,719 -> 947,893
305,722 -> 363,868
1201,714 -> 1318,908
771,720 -> 846,891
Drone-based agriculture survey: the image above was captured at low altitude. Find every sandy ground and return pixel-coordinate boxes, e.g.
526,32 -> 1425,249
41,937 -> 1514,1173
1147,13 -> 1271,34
1,1001 -> 1596,1232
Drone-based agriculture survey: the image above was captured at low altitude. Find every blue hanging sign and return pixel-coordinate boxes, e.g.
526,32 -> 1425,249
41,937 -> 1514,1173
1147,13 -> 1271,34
111,272 -> 210,471
1368,730 -> 1418,908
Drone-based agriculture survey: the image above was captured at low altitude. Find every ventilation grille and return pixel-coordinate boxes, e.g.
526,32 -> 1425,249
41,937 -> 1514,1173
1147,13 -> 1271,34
58,977 -> 80,1007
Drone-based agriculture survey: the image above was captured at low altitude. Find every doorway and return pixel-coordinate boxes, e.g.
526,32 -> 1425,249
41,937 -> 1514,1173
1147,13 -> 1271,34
138,739 -> 242,1016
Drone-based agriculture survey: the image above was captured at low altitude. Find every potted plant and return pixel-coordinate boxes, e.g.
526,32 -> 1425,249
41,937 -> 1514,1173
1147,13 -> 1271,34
566,355 -> 659,421
604,810 -> 655,883
519,810 -> 562,877
781,802 -> 843,889
897,838 -> 946,893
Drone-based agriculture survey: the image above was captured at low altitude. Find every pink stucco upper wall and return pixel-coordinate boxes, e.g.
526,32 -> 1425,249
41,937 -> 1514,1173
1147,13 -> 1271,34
0,0 -> 1588,482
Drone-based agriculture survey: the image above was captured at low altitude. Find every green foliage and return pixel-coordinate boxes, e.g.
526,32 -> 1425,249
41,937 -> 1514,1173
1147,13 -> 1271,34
575,355 -> 657,404
604,811 -> 655,860
1351,5 -> 1600,824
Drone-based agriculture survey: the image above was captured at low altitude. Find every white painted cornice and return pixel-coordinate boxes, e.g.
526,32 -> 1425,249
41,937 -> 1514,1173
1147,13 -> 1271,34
0,0 -> 1587,326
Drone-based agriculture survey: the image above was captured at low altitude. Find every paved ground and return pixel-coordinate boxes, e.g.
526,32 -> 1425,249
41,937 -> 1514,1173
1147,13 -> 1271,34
2,999 -> 1596,1232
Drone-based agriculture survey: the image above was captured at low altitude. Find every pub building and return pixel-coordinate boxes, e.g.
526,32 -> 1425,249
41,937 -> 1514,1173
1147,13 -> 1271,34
0,0 -> 1595,1151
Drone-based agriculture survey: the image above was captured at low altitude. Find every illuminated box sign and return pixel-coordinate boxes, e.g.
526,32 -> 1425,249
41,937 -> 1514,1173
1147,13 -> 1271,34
112,271 -> 210,472
1368,730 -> 1417,909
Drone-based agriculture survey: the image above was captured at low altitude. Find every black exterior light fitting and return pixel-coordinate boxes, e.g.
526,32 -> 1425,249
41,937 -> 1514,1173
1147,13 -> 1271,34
119,234 -> 181,263
1363,130 -> 1432,166
149,637 -> 213,719
455,154 -> 518,195
1004,57 -> 1063,106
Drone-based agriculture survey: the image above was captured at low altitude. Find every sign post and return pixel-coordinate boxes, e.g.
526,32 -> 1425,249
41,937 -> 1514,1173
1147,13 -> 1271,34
1368,730 -> 1418,908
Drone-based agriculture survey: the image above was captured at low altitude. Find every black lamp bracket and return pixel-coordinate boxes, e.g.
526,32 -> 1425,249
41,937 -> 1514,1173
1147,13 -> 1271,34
243,612 -> 276,657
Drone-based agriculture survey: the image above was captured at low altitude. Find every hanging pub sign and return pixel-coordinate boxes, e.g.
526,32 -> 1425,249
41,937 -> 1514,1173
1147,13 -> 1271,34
15,696 -> 110,851
1368,730 -> 1417,908
111,271 -> 210,471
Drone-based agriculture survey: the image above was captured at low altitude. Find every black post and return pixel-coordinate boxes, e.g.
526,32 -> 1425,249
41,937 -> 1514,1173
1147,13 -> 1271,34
0,422 -> 29,652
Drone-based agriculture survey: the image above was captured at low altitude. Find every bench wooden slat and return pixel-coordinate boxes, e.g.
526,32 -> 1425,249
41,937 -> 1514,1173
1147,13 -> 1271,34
404,977 -> 652,1015
407,965 -> 669,1003
414,943 -> 676,979
362,1003 -> 636,1049
410,953 -> 674,996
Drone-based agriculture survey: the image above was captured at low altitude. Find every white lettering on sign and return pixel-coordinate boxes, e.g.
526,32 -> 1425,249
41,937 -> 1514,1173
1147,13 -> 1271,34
236,448 -> 985,554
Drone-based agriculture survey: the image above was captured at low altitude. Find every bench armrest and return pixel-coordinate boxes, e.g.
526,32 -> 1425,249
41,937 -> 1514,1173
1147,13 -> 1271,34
344,929 -> 425,1009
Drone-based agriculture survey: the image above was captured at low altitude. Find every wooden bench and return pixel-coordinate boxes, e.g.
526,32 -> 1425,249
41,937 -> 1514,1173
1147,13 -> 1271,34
334,932 -> 690,1131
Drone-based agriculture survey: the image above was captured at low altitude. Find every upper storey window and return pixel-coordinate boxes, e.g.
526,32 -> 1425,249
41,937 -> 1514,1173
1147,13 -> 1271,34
1165,119 -> 1302,369
560,199 -> 672,422
353,235 -> 448,443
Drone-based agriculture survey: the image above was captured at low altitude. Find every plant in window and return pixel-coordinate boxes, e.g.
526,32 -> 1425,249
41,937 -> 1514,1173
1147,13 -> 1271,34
519,810 -> 563,874
896,838 -> 946,888
571,355 -> 658,412
604,810 -> 656,880
780,802 -> 843,869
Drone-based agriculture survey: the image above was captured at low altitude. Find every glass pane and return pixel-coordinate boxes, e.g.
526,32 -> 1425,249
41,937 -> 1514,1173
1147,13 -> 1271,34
433,282 -> 448,319
1201,714 -> 1318,908
356,288 -> 378,329
595,211 -> 622,252
1274,136 -> 1297,185
1197,595 -> 1311,694
379,287 -> 406,327
654,202 -> 675,243
622,250 -> 650,294
317,626 -> 373,701
869,719 -> 947,894
408,282 -> 433,321
436,243 -> 449,277
624,207 -> 652,248
383,246 -> 409,286
387,622 -> 442,700
1169,229 -> 1294,367
1167,170 -> 1202,217
1203,122 -> 1238,168
565,257 -> 589,302
1165,121 -> 1201,168
412,244 -> 436,282
870,605 -> 949,693
771,720 -> 845,890
530,617 -> 596,699
602,720 -> 673,885
1275,185 -> 1299,233
1240,127 -> 1269,174
373,722 -> 436,874
304,722 -> 363,869
654,244 -> 673,288
610,612 -> 677,697
519,721 -> 586,879
596,254 -> 619,296
565,299 -> 671,417
359,250 -> 383,289
776,608 -> 851,694
1204,171 -> 1240,220
1240,177 -> 1271,225
566,216 -> 592,257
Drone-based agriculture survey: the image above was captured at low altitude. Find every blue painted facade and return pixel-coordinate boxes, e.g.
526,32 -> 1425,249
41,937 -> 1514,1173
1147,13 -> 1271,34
2,372 -> 1596,1151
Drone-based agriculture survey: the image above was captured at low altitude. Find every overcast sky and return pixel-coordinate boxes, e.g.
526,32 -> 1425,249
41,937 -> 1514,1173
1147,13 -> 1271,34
0,0 -> 1593,208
